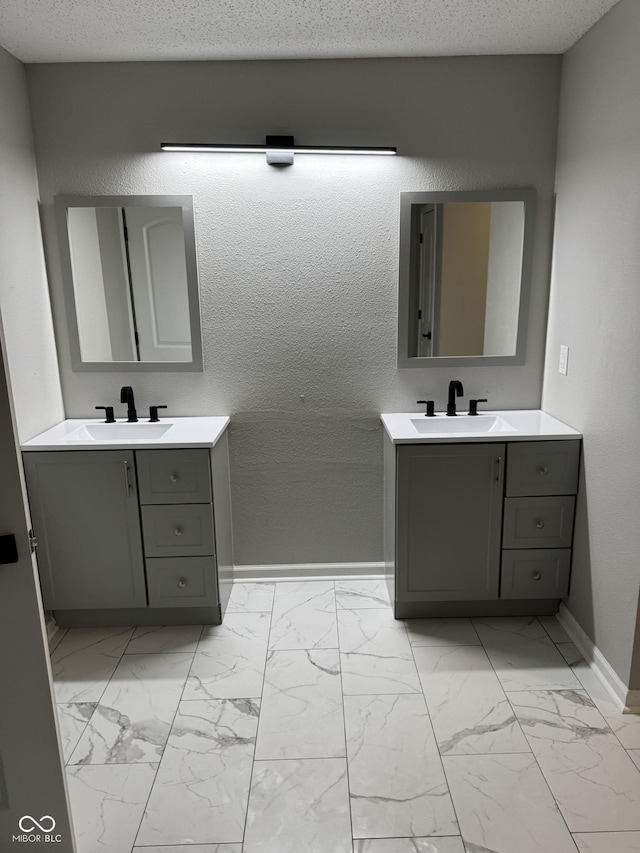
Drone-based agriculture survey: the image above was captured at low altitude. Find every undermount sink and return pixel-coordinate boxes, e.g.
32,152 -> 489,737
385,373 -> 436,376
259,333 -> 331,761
69,422 -> 173,441
20,416 -> 231,451
410,415 -> 515,435
381,410 -> 582,444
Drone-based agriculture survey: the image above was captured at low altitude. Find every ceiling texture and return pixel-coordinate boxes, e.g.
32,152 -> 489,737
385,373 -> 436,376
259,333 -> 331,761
0,0 -> 621,63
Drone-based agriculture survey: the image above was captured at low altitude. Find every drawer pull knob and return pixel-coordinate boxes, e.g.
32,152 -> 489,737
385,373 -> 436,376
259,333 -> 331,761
173,527 -> 183,537
532,571 -> 542,581
539,465 -> 549,475
536,520 -> 545,529
177,578 -> 187,589
170,473 -> 179,483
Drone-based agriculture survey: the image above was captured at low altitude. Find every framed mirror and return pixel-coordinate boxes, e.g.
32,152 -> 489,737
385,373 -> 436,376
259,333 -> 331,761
55,195 -> 203,372
397,188 -> 536,368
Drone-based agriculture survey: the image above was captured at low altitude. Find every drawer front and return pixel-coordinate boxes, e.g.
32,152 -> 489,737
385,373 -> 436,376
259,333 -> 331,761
506,440 -> 580,497
501,549 -> 571,599
146,556 -> 218,607
136,449 -> 212,504
503,496 -> 575,549
141,504 -> 214,558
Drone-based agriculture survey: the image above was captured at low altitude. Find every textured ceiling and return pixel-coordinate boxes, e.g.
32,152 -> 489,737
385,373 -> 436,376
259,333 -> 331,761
0,0 -> 621,63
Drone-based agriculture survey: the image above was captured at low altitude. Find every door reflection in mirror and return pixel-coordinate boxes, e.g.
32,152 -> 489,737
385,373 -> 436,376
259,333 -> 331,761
410,200 -> 524,358
67,205 -> 192,363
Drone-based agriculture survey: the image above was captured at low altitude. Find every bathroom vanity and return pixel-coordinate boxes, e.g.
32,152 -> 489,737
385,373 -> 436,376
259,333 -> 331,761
382,410 -> 582,618
21,417 -> 232,627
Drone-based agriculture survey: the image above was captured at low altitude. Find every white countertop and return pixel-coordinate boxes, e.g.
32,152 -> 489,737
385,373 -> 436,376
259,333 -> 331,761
21,416 -> 230,451
381,410 -> 581,444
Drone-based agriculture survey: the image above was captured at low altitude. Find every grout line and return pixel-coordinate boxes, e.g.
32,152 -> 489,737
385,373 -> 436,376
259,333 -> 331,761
54,627 -> 161,853
241,581 -> 276,846
570,829 -> 640,834
439,751 -> 537,757
48,626 -> 69,655
234,646 -> 340,653
121,649 -> 203,654
333,581 -> 357,843
64,760 -> 162,768
341,690 -> 420,697
536,614 -> 572,647
351,836 -> 468,842
535,617 -> 640,754
54,626 -> 134,718
499,682 -> 580,848
494,621 -> 640,828
56,701 -> 98,767
225,609 -> 274,614
439,619 -> 579,850
252,755 -> 348,763
405,626 -> 465,841
128,630 -> 200,850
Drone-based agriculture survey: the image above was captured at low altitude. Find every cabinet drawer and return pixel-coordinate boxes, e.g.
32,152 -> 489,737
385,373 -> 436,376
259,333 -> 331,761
501,549 -> 571,599
146,556 -> 218,607
141,504 -> 214,558
503,496 -> 575,549
506,440 -> 580,497
136,449 -> 212,504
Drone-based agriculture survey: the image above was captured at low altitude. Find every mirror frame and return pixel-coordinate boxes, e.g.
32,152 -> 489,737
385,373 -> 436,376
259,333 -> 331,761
397,188 -> 537,368
54,194 -> 204,372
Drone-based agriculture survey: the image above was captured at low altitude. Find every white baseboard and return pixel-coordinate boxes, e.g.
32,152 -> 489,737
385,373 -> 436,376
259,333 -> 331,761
232,562 -> 386,583
557,603 -> 639,713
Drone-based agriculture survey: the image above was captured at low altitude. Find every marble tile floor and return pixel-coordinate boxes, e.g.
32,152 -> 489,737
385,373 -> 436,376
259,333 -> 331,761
50,579 -> 640,853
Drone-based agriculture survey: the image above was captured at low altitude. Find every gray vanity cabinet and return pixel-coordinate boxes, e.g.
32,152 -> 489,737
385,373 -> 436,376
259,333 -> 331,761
23,438 -> 234,625
396,443 -> 505,602
23,450 -> 146,610
386,434 -> 581,618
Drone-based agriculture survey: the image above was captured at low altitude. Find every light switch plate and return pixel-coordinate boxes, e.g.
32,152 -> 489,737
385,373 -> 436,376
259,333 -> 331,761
559,345 -> 569,375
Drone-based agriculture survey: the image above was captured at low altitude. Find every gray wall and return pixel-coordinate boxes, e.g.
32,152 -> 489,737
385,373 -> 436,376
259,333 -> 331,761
0,46 -> 64,442
0,45 -> 73,850
543,0 -> 640,688
27,56 -> 561,566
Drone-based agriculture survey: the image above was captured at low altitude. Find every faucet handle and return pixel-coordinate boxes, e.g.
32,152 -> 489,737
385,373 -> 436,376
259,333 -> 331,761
149,405 -> 168,423
95,406 -> 116,423
417,400 -> 436,417
468,398 -> 488,416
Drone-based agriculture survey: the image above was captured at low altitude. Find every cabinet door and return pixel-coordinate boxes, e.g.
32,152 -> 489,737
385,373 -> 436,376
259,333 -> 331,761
396,443 -> 505,601
23,451 -> 146,610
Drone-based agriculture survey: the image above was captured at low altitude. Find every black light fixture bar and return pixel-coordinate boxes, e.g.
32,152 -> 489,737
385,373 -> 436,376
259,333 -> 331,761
161,135 -> 396,156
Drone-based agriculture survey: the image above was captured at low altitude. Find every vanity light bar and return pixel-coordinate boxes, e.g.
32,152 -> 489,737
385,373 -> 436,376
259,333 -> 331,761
160,137 -> 397,156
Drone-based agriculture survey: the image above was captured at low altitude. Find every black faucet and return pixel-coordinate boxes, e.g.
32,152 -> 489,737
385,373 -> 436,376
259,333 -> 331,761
95,405 -> 116,423
417,400 -> 436,417
120,386 -> 138,423
446,380 -> 464,416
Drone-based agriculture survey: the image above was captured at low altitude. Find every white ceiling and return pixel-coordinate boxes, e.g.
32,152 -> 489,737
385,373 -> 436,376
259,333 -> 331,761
0,0 -> 620,64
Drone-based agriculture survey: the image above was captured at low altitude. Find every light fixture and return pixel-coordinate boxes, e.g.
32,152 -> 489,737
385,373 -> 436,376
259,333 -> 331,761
161,135 -> 397,166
